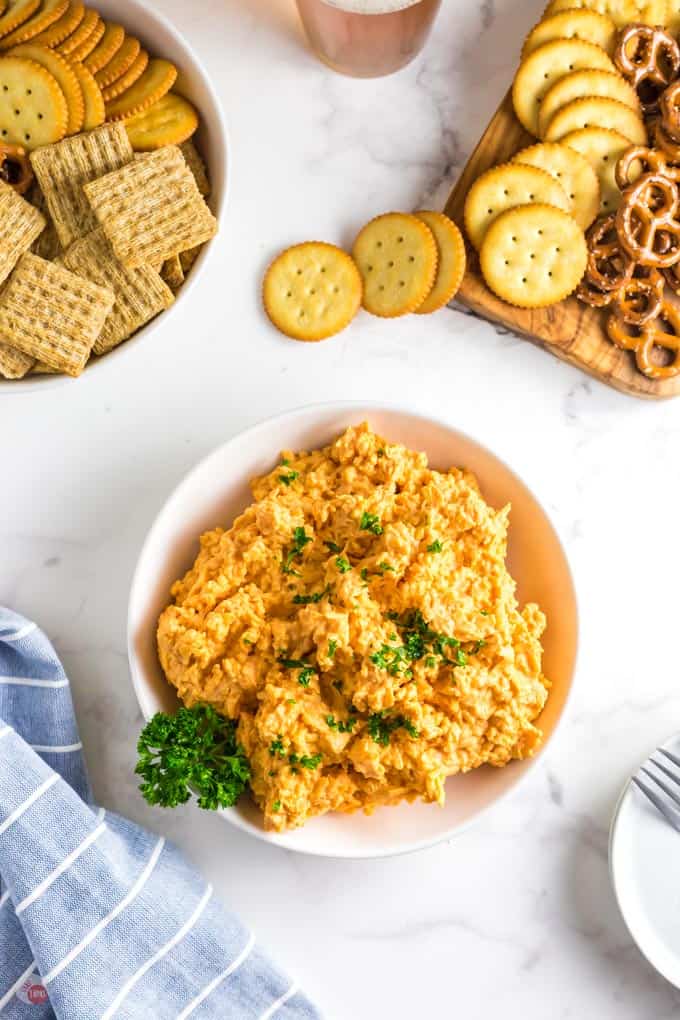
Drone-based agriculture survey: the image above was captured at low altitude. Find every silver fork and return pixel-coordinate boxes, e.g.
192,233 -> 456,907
633,748 -> 680,832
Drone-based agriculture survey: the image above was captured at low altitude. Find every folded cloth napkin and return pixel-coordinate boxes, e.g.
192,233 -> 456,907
0,608 -> 321,1020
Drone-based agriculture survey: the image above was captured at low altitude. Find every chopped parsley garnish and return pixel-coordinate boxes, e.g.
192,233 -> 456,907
298,753 -> 322,770
377,449 -> 385,458
282,526 -> 312,575
326,714 -> 356,733
278,656 -> 316,687
286,698 -> 297,705
292,585 -> 330,605
360,511 -> 383,536
360,567 -> 369,582
325,541 -> 342,554
135,705 -> 250,811
470,639 -> 486,654
377,561 -> 394,574
335,555 -> 351,573
272,800 -> 281,812
427,539 -> 443,553
279,470 -> 299,486
328,639 -> 338,658
370,609 -> 469,677
367,711 -> 418,747
269,735 -> 286,758
480,610 -> 490,616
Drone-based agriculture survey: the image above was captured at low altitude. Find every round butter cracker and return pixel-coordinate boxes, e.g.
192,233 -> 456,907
352,212 -> 437,318
523,9 -> 617,59
123,92 -> 198,151
83,20 -> 123,74
512,142 -> 600,229
0,0 -> 66,48
67,11 -> 103,61
480,203 -> 587,308
101,47 -> 147,102
56,5 -> 97,54
263,241 -> 362,342
543,0 -> 667,27
94,33 -> 139,88
104,56 -> 176,121
543,95 -> 646,144
413,210 -> 466,313
31,1 -> 85,47
0,55 -> 67,148
9,42 -> 84,134
0,0 -> 43,43
464,162 -> 570,250
561,126 -> 631,214
69,57 -> 104,128
537,68 -> 641,138
512,38 -> 615,136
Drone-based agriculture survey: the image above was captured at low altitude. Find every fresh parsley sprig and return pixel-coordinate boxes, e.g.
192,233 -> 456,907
135,705 -> 250,811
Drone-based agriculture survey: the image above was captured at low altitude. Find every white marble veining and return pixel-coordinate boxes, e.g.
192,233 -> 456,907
3,0 -> 680,1015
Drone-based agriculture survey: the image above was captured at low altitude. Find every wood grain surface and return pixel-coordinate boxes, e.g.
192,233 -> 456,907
444,90 -> 680,400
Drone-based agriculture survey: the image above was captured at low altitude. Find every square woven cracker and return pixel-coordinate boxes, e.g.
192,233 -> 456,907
179,244 -> 202,274
0,180 -> 46,286
27,182 -> 62,262
83,145 -> 217,268
160,253 -> 184,291
179,140 -> 210,196
30,123 -> 133,249
0,340 -> 33,379
58,227 -> 174,354
0,253 -> 114,376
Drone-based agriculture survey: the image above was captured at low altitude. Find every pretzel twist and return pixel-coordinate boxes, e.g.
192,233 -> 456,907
616,173 -> 680,267
614,23 -> 680,116
607,299 -> 680,378
616,145 -> 680,189
660,80 -> 680,142
613,268 -> 664,324
0,143 -> 32,196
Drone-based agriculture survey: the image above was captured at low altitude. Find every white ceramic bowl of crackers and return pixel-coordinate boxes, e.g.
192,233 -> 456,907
0,0 -> 227,392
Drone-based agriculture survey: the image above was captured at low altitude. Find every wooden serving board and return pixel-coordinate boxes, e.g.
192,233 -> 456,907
444,90 -> 680,400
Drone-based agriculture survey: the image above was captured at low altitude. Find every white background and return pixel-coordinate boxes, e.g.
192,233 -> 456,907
3,0 -> 680,1016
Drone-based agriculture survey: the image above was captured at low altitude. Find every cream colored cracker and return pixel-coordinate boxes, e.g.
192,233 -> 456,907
0,251 -> 113,375
179,140 -> 209,195
0,178 -> 45,283
58,226 -> 174,353
160,253 -> 184,291
0,340 -> 33,378
83,144 -> 217,268
30,121 -> 133,248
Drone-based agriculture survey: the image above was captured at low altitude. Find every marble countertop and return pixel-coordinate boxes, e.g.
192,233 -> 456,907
3,0 -> 680,1016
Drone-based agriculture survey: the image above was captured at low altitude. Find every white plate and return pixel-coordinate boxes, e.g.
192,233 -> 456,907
128,401 -> 579,858
610,733 -> 680,987
2,0 -> 228,395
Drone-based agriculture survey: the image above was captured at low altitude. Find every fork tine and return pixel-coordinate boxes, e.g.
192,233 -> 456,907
641,765 -> 680,811
658,748 -> 680,770
632,776 -> 680,832
650,757 -> 680,793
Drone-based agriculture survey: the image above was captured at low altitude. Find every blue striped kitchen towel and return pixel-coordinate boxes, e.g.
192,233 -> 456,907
0,608 -> 322,1020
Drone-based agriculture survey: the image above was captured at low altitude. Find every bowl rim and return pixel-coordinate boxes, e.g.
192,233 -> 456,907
127,399 -> 580,859
0,0 -> 229,396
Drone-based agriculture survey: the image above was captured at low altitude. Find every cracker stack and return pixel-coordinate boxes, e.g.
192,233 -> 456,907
0,123 -> 216,379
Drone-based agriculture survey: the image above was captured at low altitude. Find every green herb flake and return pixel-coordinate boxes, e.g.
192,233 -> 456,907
333,679 -> 343,692
325,540 -> 342,554
134,704 -> 251,812
299,753 -> 322,770
335,555 -> 351,574
427,539 -> 443,553
425,655 -> 437,668
279,471 -> 299,486
360,567 -> 369,582
278,656 -> 317,688
269,735 -> 286,758
377,449 -> 385,458
286,698 -> 297,705
272,800 -> 281,812
377,561 -> 394,575
360,511 -> 383,536
367,711 -> 418,747
470,639 -> 486,654
328,639 -> 338,659
282,526 -> 312,575
293,585 -> 330,605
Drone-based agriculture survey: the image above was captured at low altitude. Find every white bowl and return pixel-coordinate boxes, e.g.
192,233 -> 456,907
2,0 -> 228,395
128,402 -> 579,858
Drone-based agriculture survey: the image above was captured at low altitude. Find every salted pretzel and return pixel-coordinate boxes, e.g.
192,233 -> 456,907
616,173 -> 680,267
584,213 -> 634,291
0,143 -> 32,196
607,300 -> 680,378
614,23 -> 680,116
613,267 -> 664,324
661,80 -> 680,142
615,145 -> 680,189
